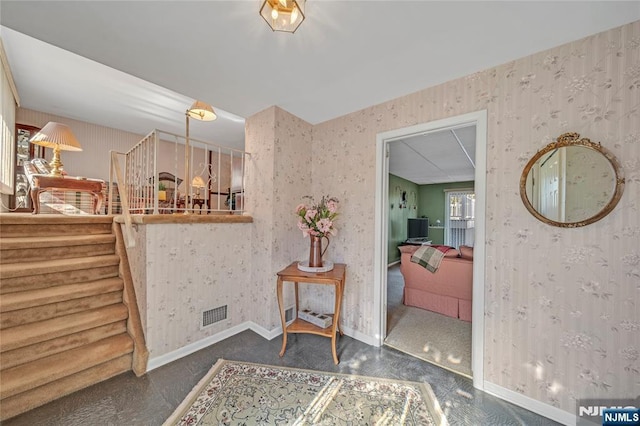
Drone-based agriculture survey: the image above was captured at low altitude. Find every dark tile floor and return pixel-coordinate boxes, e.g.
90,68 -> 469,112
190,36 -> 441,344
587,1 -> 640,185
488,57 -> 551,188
5,328 -> 559,425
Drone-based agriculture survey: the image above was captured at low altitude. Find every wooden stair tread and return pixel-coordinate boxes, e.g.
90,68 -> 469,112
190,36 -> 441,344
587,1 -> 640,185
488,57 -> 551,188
1,292 -> 124,329
1,321 -> 128,370
1,334 -> 134,399
0,277 -> 124,313
0,265 -> 120,294
0,214 -> 114,225
1,355 -> 132,421
1,304 -> 129,352
0,234 -> 116,250
0,254 -> 120,279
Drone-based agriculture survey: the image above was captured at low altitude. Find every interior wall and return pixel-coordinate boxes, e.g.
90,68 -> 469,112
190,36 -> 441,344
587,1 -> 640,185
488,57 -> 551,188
245,106 -> 313,330
309,21 -> 639,415
16,108 -> 142,180
126,222 -> 252,359
418,181 -> 474,245
388,173 -> 418,264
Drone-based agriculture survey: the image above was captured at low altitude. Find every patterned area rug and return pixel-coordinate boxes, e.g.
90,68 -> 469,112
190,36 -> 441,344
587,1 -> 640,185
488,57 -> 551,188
163,359 -> 448,425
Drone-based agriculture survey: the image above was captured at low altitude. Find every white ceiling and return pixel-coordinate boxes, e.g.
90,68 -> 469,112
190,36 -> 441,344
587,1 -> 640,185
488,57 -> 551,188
389,125 -> 476,185
1,1 -> 638,181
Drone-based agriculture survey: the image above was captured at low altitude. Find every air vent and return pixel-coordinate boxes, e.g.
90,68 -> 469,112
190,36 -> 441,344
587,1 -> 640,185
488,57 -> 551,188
285,307 -> 294,323
202,305 -> 227,328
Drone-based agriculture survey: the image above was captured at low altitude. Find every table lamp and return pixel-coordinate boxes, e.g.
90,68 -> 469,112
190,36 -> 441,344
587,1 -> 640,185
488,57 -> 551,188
29,122 -> 83,177
192,176 -> 205,199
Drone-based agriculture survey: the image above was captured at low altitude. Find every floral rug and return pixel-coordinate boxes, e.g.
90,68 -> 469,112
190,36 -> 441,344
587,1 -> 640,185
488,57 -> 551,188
163,359 -> 448,425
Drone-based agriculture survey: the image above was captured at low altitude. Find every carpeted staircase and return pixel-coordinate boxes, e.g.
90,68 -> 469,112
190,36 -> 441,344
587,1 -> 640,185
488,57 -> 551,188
0,214 -> 148,421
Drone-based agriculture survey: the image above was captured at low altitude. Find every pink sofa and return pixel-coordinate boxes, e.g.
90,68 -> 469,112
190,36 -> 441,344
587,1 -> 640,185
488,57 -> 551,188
398,245 -> 473,322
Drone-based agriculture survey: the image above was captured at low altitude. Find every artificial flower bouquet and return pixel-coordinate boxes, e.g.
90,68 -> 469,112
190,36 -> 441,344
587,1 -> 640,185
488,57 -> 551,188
295,195 -> 339,238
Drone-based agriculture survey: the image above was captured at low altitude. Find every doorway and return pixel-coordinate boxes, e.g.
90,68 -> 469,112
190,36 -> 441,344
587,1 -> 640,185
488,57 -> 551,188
373,110 -> 487,390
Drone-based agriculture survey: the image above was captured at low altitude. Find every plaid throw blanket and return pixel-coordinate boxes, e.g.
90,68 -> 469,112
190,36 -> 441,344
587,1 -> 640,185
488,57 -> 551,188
410,245 -> 452,273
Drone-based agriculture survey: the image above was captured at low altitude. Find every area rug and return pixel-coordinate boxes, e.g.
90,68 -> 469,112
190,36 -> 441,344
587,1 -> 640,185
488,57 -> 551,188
163,359 -> 448,426
385,305 -> 472,378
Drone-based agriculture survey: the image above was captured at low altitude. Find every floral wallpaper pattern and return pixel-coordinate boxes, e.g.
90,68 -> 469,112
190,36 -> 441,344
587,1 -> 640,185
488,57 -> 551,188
250,21 -> 638,415
139,223 -> 251,358
245,106 -> 314,330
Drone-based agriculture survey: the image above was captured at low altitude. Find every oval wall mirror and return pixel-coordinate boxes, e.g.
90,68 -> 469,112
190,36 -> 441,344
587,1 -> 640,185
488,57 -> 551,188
520,132 -> 625,228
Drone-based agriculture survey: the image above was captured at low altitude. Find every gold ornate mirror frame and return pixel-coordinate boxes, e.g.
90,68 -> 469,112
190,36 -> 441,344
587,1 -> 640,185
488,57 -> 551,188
519,132 -> 625,228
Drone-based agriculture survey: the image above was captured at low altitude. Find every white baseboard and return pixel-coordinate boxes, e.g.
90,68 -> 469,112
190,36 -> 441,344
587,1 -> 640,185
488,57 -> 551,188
387,260 -> 400,267
341,325 -> 379,346
248,321 -> 282,340
483,381 -> 575,425
146,321 -> 287,371
147,322 -> 252,371
146,321 -> 378,372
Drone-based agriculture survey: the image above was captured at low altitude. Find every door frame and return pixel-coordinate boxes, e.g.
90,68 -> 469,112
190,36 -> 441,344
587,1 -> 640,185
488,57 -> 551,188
373,110 -> 487,390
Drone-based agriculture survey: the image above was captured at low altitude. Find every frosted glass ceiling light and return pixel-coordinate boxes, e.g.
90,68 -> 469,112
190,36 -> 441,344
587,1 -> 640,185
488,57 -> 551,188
260,0 -> 306,33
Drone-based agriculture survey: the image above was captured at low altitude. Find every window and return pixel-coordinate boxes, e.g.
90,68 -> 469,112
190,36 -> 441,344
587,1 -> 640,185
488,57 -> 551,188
445,189 -> 475,249
0,49 -> 17,195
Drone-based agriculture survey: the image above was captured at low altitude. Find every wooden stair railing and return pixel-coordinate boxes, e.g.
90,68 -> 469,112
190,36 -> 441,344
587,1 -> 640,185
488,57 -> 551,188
0,214 -> 148,421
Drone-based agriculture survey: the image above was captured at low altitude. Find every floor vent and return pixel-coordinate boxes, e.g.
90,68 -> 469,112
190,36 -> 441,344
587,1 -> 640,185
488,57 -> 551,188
202,305 -> 227,328
285,307 -> 294,323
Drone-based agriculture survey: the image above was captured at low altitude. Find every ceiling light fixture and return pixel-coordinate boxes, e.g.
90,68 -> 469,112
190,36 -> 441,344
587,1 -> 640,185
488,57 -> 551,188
260,0 -> 306,33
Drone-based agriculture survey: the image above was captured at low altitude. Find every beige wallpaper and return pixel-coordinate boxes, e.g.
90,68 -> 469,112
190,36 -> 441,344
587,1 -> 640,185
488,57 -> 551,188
245,106 -> 314,330
137,223 -> 252,358
247,21 -> 639,415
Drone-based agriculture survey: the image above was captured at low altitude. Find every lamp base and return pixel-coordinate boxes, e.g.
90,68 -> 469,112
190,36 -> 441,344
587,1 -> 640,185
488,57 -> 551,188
48,145 -> 64,177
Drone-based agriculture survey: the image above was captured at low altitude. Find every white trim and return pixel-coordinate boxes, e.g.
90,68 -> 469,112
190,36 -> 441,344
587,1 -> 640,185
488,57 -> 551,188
146,318 -> 382,372
471,110 -> 487,390
373,134 -> 389,347
146,321 -> 280,371
387,260 -> 400,268
342,324 -> 380,347
374,110 -> 487,391
483,382 -> 575,425
249,321 -> 283,341
443,187 -> 474,193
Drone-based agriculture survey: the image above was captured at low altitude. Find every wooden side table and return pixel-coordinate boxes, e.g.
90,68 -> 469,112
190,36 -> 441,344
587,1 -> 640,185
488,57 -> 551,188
24,162 -> 104,215
276,262 -> 346,364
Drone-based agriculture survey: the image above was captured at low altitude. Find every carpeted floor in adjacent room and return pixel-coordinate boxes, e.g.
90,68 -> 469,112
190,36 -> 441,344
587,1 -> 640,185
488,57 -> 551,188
385,263 -> 472,378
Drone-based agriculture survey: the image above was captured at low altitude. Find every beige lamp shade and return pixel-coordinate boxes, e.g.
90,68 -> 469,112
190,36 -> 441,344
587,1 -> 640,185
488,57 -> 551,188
192,176 -> 205,188
30,122 -> 83,151
260,0 -> 305,33
187,101 -> 217,121
29,122 -> 82,177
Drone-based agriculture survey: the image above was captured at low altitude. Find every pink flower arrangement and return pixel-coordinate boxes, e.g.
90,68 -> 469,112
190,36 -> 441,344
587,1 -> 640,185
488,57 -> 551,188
295,195 -> 339,238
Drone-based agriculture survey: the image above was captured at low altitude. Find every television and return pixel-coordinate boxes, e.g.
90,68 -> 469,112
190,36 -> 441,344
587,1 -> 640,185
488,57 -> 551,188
407,218 -> 429,241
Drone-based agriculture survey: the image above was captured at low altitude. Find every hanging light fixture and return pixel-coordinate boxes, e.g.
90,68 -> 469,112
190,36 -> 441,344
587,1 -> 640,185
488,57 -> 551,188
260,0 -> 306,33
184,100 -> 216,214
